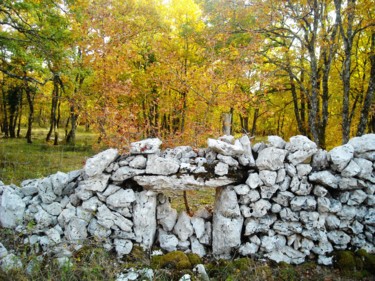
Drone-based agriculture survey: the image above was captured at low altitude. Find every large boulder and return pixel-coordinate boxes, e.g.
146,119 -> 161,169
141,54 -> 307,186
207,138 -> 244,156
130,138 -> 162,154
0,186 -> 26,228
256,147 -> 287,171
212,187 -> 243,258
286,135 -> 317,165
84,148 -> 118,177
133,191 -> 157,248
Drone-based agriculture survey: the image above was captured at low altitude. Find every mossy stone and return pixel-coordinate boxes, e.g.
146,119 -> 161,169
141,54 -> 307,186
151,251 -> 192,270
186,253 -> 202,267
335,251 -> 356,272
354,249 -> 375,275
233,257 -> 254,271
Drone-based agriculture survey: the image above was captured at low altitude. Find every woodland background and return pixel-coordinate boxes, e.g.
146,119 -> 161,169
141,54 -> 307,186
0,0 -> 374,150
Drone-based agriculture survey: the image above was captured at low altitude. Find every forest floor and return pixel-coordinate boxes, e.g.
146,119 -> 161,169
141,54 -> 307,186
0,128 -> 375,280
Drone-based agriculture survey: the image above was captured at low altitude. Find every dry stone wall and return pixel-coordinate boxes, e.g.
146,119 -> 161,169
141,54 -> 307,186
1,134 -> 375,266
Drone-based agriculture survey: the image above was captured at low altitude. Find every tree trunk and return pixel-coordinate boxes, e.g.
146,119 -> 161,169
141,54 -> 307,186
239,114 -> 249,134
357,31 -> 375,136
251,108 -> 259,136
222,112 -> 232,135
288,67 -> 306,135
25,79 -> 34,144
1,78 -> 9,137
46,74 -> 60,145
17,90 -> 22,138
334,0 -> 355,144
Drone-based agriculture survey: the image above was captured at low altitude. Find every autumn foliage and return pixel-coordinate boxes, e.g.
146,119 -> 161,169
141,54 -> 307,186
0,0 -> 374,149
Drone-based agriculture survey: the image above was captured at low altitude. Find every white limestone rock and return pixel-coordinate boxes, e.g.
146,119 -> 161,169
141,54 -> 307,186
308,171 -> 338,189
339,177 -> 358,190
341,160 -> 361,177
46,227 -> 62,245
133,191 -> 157,248
88,218 -> 112,239
347,190 -> 367,205
238,135 -> 255,166
191,216 -> 205,239
296,164 -> 312,178
364,208 -> 375,225
286,135 -> 318,165
266,246 -> 305,264
113,212 -> 133,232
0,186 -> 26,228
249,199 -> 272,218
290,196 -> 316,211
273,221 -> 302,236
325,214 -> 340,230
38,177 -> 57,204
173,211 -> 194,242
114,239 -> 133,257
64,217 -> 88,242
256,147 -> 287,171
145,155 -> 180,175
78,174 -> 110,193
111,166 -> 145,182
259,170 -> 277,187
233,184 -> 250,195
41,202 -> 62,216
0,242 -> 8,259
1,253 -> 22,272
50,171 -> 69,196
318,255 -> 333,266
300,211 -> 324,229
293,177 -> 313,196
207,138 -> 244,156
239,190 -> 260,205
57,205 -> 76,227
354,158 -> 375,182
82,196 -> 102,212
96,204 -> 116,229
327,230 -> 351,245
313,185 -> 328,197
279,208 -> 299,222
312,149 -> 329,170
106,189 -> 136,208
158,230 -> 179,252
20,179 -> 39,196
276,168 -> 286,183
157,199 -> 178,232
272,191 -> 294,207
219,135 -> 235,144
329,144 -> 354,172
348,134 -> 375,154
267,135 -> 286,148
129,155 -> 147,169
217,154 -> 238,166
191,236 -> 206,257
133,175 -> 235,191
212,187 -> 243,258
84,148 -> 118,177
239,242 -> 259,256
130,138 -> 162,154
260,185 -> 279,199
246,173 -> 263,189
261,235 -> 286,252
214,162 -> 229,176
312,240 -> 333,255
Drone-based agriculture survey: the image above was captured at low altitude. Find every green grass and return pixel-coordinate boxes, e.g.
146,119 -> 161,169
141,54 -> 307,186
0,127 -> 99,185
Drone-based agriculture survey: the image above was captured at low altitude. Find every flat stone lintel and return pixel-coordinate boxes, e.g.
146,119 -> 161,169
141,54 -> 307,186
133,175 -> 236,191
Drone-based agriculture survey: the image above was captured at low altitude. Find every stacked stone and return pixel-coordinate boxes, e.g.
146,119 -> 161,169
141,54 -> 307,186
230,134 -> 375,265
0,134 -> 374,266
